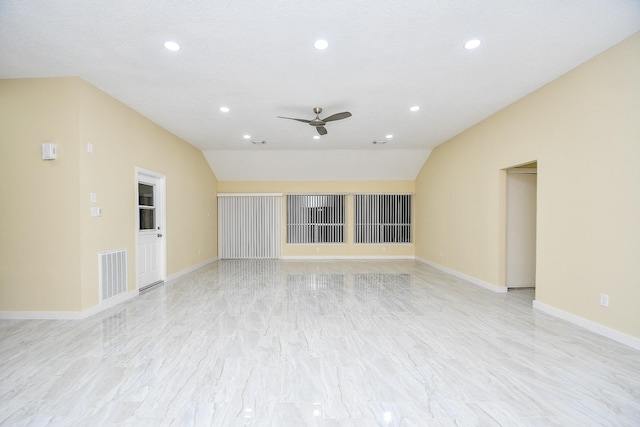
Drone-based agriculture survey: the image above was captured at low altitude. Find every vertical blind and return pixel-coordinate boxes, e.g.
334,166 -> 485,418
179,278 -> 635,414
218,194 -> 282,259
354,194 -> 412,243
287,194 -> 345,243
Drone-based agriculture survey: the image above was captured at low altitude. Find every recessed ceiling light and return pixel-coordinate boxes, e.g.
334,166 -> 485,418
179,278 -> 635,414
386,134 -> 394,139
314,39 -> 328,50
313,135 -> 321,140
410,106 -> 420,112
163,41 -> 181,51
464,39 -> 481,50
243,134 -> 251,139
219,106 -> 230,113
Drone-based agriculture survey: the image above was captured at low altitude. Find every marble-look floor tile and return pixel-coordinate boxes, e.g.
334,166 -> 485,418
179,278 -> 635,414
1,259 -> 639,426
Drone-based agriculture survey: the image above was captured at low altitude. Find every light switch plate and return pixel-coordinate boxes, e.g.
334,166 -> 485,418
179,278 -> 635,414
42,142 -> 56,160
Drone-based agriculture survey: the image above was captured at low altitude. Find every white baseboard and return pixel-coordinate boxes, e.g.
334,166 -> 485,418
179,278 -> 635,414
0,290 -> 138,320
165,258 -> 217,282
415,257 -> 507,293
0,259 -> 219,320
533,300 -> 640,351
280,255 -> 415,260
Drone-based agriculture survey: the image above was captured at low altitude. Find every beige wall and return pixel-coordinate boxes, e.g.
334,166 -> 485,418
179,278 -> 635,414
0,77 -> 218,312
218,180 -> 415,258
415,33 -> 640,338
0,78 -> 82,311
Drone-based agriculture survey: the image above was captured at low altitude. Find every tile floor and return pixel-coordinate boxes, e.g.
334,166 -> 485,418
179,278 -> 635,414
1,260 -> 639,426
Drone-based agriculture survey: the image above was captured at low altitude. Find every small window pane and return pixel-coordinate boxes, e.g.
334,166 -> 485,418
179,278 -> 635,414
138,183 -> 154,207
139,208 -> 155,230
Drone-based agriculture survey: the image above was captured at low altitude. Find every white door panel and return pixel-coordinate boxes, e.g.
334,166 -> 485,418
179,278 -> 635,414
137,171 -> 165,288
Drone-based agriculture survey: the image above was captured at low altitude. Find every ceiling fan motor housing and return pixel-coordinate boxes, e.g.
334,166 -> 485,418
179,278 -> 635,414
310,107 -> 325,126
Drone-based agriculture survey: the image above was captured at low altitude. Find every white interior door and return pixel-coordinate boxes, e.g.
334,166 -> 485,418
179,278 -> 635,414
506,170 -> 537,288
137,171 -> 165,289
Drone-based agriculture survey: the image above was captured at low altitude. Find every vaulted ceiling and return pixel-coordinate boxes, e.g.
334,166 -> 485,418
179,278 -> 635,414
1,1 -> 639,181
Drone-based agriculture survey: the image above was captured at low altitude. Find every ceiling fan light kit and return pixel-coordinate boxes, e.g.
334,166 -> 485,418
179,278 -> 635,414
278,107 -> 352,136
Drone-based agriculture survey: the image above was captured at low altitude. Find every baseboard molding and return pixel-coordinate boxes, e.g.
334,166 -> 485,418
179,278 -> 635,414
281,255 -> 415,260
165,257 -> 217,282
416,257 -> 507,293
533,300 -> 640,351
0,290 -> 138,320
0,259 -> 219,320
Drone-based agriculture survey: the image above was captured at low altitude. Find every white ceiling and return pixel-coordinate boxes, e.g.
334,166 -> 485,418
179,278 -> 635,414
1,1 -> 639,181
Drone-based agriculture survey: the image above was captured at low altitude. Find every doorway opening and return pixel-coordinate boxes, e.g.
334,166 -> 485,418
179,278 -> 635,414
136,168 -> 166,292
502,162 -> 537,293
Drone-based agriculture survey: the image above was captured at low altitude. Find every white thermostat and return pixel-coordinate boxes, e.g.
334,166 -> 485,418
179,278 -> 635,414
42,142 -> 57,160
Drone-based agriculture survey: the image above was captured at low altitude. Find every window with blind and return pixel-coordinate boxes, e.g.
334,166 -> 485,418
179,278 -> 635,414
287,194 -> 345,243
354,194 -> 412,243
217,194 -> 282,259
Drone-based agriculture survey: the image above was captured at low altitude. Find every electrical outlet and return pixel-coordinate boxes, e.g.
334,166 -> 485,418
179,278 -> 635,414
600,294 -> 609,307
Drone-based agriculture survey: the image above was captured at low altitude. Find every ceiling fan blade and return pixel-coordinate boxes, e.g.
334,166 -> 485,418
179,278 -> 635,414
317,126 -> 328,136
322,112 -> 352,122
277,116 -> 311,124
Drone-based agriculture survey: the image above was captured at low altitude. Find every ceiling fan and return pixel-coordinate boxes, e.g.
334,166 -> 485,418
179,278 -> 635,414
278,107 -> 352,136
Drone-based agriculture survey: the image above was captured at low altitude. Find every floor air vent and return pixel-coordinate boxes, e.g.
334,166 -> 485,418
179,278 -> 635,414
139,280 -> 164,294
99,249 -> 128,301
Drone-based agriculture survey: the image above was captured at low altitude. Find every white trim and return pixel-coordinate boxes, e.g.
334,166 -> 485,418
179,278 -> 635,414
507,168 -> 537,174
166,258 -> 217,282
0,290 -> 138,320
286,192 -> 350,196
350,192 -> 414,196
533,300 -> 640,351
217,193 -> 283,197
416,257 -> 507,293
281,255 -> 415,260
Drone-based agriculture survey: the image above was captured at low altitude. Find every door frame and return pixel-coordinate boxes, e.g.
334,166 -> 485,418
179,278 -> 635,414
506,168 -> 537,288
135,167 -> 167,290
498,162 -> 537,290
